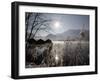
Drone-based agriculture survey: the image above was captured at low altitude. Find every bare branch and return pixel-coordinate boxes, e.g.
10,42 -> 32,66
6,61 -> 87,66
25,13 -> 33,40
32,20 -> 49,38
28,14 -> 39,39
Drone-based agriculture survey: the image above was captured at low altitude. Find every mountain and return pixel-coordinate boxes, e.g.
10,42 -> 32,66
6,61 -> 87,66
46,34 -> 57,40
62,29 -> 81,36
45,29 -> 89,41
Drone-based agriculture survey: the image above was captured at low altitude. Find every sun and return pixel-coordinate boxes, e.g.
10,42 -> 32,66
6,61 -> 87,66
54,21 -> 60,28
51,21 -> 61,33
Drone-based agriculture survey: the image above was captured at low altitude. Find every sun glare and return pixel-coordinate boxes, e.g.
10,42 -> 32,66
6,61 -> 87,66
54,21 -> 60,28
55,55 -> 59,61
52,21 -> 62,33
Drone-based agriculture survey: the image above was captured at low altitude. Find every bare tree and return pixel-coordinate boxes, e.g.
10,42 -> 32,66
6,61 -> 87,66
25,13 -> 33,40
25,13 -> 52,64
25,13 -> 50,41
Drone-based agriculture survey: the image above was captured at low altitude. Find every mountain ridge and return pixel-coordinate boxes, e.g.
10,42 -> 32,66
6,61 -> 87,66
45,29 -> 89,41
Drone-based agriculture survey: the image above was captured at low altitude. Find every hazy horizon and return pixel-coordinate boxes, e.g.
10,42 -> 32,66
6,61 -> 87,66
26,12 -> 89,37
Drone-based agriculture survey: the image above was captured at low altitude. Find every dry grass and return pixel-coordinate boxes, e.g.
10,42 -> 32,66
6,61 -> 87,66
26,41 -> 89,68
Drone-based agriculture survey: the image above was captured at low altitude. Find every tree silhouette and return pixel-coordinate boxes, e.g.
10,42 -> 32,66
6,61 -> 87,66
25,13 -> 50,41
